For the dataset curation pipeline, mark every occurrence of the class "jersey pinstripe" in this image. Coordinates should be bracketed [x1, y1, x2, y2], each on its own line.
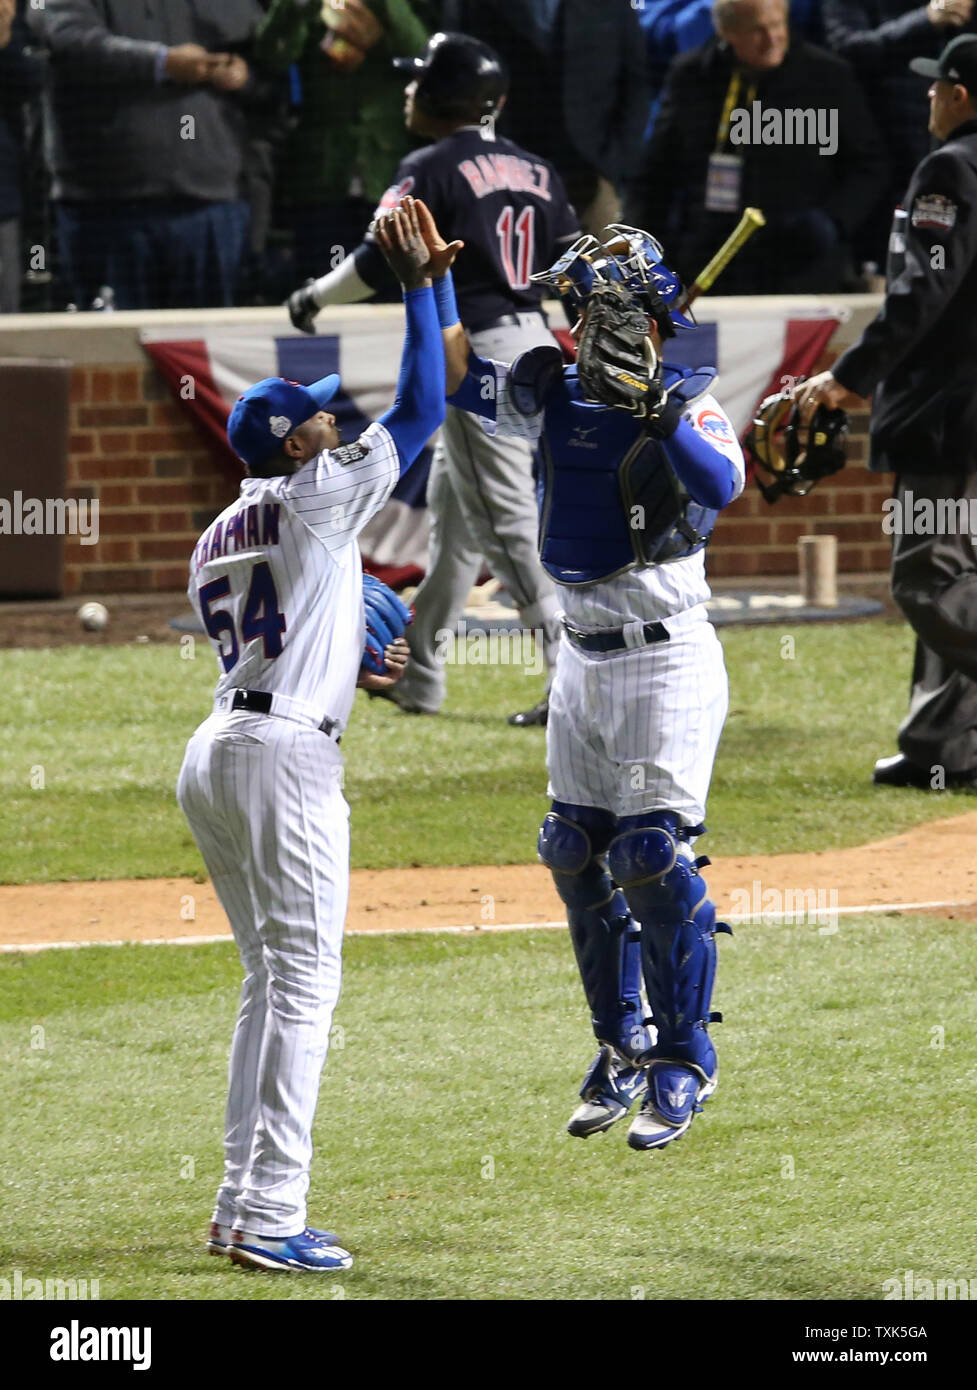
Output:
[187, 420, 399, 729]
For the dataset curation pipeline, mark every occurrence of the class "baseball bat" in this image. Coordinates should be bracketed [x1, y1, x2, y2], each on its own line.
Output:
[677, 207, 766, 312]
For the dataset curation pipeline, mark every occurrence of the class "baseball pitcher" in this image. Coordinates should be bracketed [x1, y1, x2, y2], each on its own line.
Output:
[177, 199, 443, 1271]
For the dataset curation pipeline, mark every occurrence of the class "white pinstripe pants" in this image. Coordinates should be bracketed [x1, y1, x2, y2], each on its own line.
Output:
[177, 711, 348, 1237]
[546, 609, 729, 824]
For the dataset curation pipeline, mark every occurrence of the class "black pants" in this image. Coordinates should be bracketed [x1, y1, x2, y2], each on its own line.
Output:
[890, 471, 977, 772]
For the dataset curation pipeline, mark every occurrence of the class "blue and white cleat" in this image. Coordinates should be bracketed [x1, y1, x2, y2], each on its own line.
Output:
[626, 1059, 718, 1151]
[567, 1044, 648, 1138]
[206, 1220, 340, 1257]
[228, 1227, 353, 1272]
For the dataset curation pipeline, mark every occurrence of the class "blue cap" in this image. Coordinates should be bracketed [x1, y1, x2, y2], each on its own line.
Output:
[227, 374, 341, 472]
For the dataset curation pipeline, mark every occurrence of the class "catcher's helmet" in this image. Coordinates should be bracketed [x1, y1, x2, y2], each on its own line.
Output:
[746, 389, 849, 503]
[393, 32, 507, 122]
[531, 225, 692, 339]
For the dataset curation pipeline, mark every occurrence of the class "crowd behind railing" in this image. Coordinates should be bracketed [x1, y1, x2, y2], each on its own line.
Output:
[0, 0, 969, 315]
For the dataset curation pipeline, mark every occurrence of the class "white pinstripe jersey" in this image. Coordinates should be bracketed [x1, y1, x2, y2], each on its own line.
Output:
[481, 364, 746, 628]
[187, 421, 400, 729]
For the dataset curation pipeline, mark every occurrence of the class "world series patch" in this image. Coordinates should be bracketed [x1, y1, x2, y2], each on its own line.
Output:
[911, 194, 957, 230]
[333, 440, 371, 467]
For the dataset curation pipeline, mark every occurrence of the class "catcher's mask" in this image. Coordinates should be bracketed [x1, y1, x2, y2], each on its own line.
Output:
[746, 389, 849, 503]
[531, 225, 693, 340]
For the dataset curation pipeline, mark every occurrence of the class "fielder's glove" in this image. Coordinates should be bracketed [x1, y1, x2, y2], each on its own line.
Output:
[361, 573, 413, 677]
[576, 282, 682, 438]
[288, 282, 320, 335]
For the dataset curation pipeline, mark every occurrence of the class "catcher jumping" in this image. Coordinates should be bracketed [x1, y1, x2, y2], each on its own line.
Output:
[427, 206, 746, 1150]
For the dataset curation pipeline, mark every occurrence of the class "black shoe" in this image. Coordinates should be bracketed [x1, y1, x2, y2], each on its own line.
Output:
[872, 754, 933, 788]
[872, 753, 977, 790]
[507, 698, 548, 727]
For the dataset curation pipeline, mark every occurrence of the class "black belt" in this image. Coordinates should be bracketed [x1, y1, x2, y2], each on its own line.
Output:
[561, 619, 670, 654]
[467, 310, 545, 334]
[230, 689, 341, 742]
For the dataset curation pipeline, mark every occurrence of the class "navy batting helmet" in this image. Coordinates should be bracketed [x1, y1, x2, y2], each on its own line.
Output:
[393, 32, 508, 122]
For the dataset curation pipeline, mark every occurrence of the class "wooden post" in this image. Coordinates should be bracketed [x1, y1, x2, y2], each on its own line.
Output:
[798, 534, 837, 607]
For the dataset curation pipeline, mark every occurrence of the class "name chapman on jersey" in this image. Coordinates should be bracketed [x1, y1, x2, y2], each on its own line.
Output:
[192, 502, 281, 572]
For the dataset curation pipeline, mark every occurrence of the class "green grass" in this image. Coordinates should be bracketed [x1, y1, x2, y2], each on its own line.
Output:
[0, 621, 968, 884]
[2, 922, 975, 1301]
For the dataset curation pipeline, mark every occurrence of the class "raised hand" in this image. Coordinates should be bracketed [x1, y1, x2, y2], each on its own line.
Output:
[412, 198, 465, 279]
[373, 197, 432, 291]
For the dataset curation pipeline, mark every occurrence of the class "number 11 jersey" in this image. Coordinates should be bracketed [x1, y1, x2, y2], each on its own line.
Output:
[370, 126, 580, 327]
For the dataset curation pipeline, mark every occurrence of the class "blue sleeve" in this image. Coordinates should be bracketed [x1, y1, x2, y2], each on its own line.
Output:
[378, 286, 446, 474]
[662, 418, 737, 509]
[446, 349, 499, 422]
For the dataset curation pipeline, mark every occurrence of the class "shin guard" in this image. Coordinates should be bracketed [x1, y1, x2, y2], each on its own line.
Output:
[608, 813, 730, 1076]
[538, 811, 649, 1060]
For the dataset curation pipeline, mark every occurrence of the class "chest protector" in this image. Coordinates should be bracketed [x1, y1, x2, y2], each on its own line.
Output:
[537, 364, 720, 586]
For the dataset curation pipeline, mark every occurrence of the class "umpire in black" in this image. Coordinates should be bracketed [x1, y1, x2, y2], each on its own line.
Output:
[800, 33, 977, 789]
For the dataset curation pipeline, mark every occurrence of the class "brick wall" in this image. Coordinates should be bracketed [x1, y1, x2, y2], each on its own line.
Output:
[0, 297, 890, 596]
[63, 364, 235, 596]
[710, 406, 892, 579]
[60, 365, 889, 596]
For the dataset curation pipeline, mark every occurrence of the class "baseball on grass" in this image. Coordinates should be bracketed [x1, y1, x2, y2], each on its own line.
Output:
[77, 601, 109, 632]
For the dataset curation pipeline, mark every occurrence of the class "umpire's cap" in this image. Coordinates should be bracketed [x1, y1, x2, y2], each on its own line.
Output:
[910, 34, 977, 94]
[393, 32, 507, 121]
[228, 375, 341, 474]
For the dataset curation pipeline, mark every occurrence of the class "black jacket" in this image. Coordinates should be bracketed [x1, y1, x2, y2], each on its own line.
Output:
[0, 16, 44, 223]
[443, 0, 649, 198]
[625, 36, 889, 293]
[27, 0, 263, 202]
[833, 118, 977, 474]
[822, 1, 976, 199]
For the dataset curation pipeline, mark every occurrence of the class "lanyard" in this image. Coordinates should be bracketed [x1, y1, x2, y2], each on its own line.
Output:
[716, 71, 757, 151]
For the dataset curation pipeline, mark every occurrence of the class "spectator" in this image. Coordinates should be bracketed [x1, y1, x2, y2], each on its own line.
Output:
[441, 0, 649, 232]
[27, 0, 266, 310]
[626, 0, 889, 294]
[822, 0, 977, 264]
[255, 0, 434, 288]
[0, 0, 43, 313]
[633, 0, 824, 139]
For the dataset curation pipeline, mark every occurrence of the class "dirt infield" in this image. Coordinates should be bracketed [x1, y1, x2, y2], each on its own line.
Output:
[3, 810, 976, 949]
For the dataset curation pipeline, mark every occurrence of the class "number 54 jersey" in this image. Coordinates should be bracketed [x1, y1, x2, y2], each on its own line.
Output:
[187, 421, 401, 732]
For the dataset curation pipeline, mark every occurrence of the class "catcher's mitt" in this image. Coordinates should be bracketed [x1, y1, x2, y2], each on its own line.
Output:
[362, 573, 413, 677]
[576, 282, 666, 418]
[746, 390, 848, 503]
